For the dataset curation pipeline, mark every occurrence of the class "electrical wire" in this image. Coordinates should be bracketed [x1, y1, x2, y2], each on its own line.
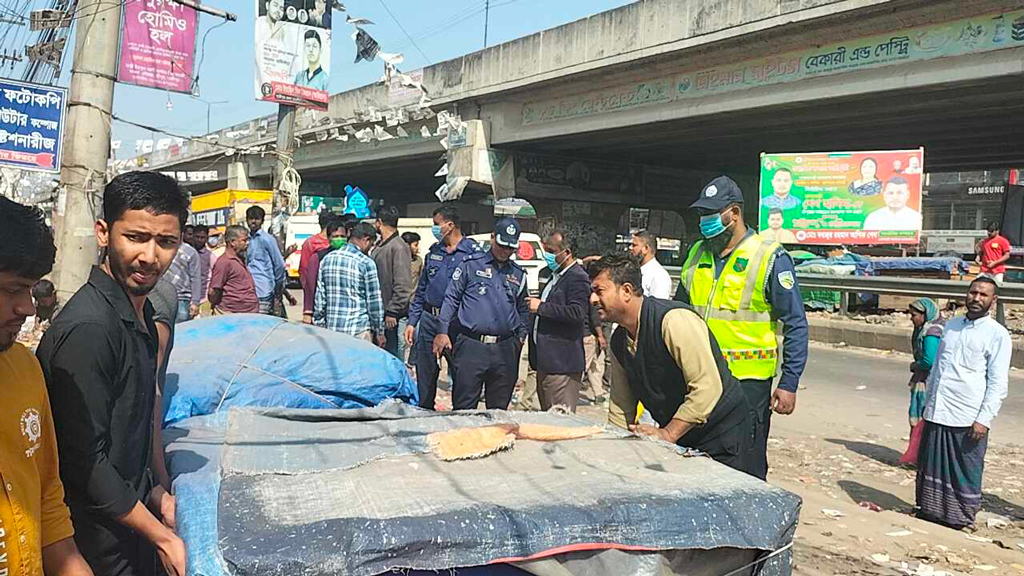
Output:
[375, 0, 431, 64]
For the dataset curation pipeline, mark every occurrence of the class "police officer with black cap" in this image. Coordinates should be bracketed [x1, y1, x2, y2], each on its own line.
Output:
[406, 204, 480, 410]
[675, 175, 809, 480]
[433, 218, 529, 410]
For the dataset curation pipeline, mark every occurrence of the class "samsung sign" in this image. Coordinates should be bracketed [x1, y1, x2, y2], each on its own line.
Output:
[967, 184, 1005, 195]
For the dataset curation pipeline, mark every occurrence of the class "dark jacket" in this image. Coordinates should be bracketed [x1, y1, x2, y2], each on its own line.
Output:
[371, 230, 413, 318]
[610, 297, 749, 449]
[528, 261, 590, 374]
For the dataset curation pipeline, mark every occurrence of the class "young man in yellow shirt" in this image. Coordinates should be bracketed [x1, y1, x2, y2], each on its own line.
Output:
[0, 196, 92, 575]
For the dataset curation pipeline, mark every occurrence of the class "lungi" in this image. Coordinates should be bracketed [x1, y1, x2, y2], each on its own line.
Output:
[916, 421, 987, 528]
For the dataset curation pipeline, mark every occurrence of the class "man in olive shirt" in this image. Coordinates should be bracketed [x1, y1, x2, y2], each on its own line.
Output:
[588, 253, 756, 476]
[37, 171, 188, 576]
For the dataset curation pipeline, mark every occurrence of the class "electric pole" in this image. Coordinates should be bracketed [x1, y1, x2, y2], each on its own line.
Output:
[272, 104, 296, 246]
[483, 0, 490, 48]
[50, 0, 122, 300]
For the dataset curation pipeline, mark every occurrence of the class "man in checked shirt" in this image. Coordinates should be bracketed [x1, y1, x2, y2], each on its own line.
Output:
[314, 222, 386, 346]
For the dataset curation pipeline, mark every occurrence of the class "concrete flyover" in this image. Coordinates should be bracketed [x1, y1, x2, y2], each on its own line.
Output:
[133, 0, 1024, 248]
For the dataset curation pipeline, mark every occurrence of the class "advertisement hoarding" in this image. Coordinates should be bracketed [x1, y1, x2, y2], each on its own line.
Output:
[117, 0, 198, 93]
[758, 149, 924, 245]
[0, 79, 66, 173]
[254, 0, 331, 111]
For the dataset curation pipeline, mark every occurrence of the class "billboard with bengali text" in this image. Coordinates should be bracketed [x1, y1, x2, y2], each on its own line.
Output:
[0, 78, 66, 173]
[254, 0, 331, 110]
[758, 149, 925, 245]
[117, 0, 198, 93]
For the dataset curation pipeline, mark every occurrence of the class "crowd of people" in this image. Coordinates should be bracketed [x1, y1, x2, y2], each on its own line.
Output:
[0, 169, 1013, 575]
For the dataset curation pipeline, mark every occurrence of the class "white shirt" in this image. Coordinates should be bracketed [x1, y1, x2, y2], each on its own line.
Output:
[924, 315, 1010, 428]
[641, 258, 672, 299]
[863, 206, 922, 231]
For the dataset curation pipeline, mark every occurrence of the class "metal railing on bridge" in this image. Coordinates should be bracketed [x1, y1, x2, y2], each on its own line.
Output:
[663, 266, 1024, 305]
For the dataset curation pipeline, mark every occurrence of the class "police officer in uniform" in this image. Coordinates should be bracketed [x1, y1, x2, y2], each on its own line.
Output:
[676, 175, 809, 481]
[433, 218, 529, 410]
[405, 204, 479, 410]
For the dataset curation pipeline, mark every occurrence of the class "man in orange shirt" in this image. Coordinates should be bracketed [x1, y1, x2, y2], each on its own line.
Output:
[0, 196, 93, 575]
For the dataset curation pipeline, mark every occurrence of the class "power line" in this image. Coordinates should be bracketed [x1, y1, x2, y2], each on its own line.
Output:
[375, 0, 431, 64]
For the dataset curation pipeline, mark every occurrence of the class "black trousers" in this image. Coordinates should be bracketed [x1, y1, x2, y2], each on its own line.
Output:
[384, 324, 400, 357]
[413, 312, 456, 410]
[451, 335, 521, 410]
[739, 378, 772, 480]
[72, 508, 156, 576]
[680, 405, 758, 478]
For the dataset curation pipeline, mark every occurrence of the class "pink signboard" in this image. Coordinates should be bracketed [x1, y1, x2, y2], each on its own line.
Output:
[117, 0, 198, 93]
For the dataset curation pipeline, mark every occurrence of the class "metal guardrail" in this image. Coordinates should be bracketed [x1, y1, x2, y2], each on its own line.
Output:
[663, 265, 1024, 304]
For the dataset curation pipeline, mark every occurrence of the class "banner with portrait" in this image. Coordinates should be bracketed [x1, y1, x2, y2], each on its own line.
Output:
[758, 149, 925, 245]
[117, 0, 198, 93]
[254, 0, 331, 110]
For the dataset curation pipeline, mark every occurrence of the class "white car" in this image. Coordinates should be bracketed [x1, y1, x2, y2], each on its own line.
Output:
[470, 232, 546, 296]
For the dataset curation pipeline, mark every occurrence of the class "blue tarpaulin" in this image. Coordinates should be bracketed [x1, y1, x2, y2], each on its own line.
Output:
[163, 314, 417, 426]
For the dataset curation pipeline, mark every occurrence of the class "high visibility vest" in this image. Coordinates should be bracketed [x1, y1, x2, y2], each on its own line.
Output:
[680, 234, 780, 380]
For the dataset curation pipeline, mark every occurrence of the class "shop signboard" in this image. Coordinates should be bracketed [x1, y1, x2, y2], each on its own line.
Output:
[0, 78, 66, 172]
[758, 149, 925, 245]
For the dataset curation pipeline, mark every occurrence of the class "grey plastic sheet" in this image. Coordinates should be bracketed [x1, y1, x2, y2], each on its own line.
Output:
[206, 406, 801, 576]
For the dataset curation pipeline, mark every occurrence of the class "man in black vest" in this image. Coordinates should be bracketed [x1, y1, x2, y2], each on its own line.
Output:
[588, 253, 757, 476]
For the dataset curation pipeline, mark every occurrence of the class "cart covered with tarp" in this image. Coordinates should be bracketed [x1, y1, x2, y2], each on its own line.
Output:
[163, 316, 801, 576]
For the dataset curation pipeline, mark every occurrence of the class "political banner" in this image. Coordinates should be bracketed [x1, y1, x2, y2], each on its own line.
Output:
[758, 149, 924, 245]
[117, 0, 198, 93]
[254, 0, 331, 111]
[0, 79, 66, 173]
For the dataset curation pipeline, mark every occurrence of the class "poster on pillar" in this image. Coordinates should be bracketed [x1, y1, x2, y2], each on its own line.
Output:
[758, 149, 924, 245]
[117, 0, 198, 93]
[253, 0, 331, 111]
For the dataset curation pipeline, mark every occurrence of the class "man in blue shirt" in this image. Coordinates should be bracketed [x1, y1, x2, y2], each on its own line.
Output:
[433, 218, 528, 410]
[294, 29, 329, 92]
[244, 206, 286, 316]
[404, 204, 479, 410]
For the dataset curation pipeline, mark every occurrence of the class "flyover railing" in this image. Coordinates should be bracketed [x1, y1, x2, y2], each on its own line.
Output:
[663, 267, 1024, 304]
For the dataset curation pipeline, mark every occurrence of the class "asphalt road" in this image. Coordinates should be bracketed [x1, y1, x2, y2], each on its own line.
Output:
[794, 343, 1024, 445]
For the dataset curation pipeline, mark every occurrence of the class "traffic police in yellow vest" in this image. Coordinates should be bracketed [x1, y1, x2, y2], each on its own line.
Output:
[676, 176, 809, 480]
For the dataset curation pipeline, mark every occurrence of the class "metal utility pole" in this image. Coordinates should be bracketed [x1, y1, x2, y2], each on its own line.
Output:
[50, 0, 122, 300]
[193, 97, 229, 133]
[483, 0, 490, 48]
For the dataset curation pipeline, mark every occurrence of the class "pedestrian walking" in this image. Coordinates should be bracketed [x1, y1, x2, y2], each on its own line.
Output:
[314, 222, 385, 344]
[405, 205, 479, 410]
[0, 196, 94, 575]
[163, 228, 201, 323]
[590, 253, 757, 476]
[36, 171, 188, 576]
[372, 205, 413, 357]
[301, 216, 345, 324]
[676, 176, 809, 481]
[917, 277, 1009, 530]
[208, 225, 260, 314]
[244, 206, 287, 317]
[432, 218, 528, 410]
[630, 229, 672, 299]
[299, 210, 333, 291]
[908, 298, 944, 431]
[526, 230, 590, 412]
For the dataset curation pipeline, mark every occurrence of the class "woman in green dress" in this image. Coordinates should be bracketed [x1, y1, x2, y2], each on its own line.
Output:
[907, 298, 944, 431]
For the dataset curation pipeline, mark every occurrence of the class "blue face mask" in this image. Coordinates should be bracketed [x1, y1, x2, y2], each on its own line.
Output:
[699, 213, 727, 238]
[431, 224, 444, 241]
[543, 252, 559, 272]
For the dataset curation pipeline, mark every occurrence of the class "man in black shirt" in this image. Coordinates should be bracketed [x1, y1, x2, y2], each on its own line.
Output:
[37, 171, 189, 576]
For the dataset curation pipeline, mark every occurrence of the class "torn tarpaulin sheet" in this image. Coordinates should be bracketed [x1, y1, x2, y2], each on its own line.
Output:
[199, 407, 801, 576]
